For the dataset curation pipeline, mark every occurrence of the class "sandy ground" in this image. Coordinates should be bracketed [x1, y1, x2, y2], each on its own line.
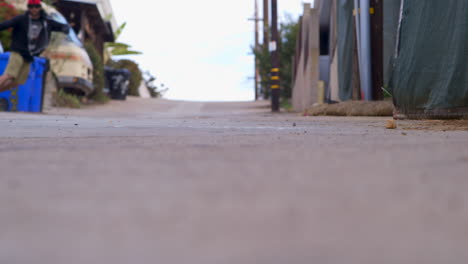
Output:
[0, 97, 467, 264]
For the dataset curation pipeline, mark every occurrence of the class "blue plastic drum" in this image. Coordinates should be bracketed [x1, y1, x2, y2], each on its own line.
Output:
[0, 52, 47, 112]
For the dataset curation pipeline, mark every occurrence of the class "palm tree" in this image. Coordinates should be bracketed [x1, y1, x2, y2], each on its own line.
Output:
[104, 22, 141, 64]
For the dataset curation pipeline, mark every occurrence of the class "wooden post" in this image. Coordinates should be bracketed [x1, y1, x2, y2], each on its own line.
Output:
[270, 0, 280, 112]
[352, 14, 362, 100]
[263, 0, 269, 46]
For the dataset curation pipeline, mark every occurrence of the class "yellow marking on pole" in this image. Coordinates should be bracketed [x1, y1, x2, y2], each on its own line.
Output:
[318, 81, 325, 104]
[271, 76, 280, 80]
[370, 7, 375, 14]
[271, 85, 280, 89]
[271, 68, 279, 72]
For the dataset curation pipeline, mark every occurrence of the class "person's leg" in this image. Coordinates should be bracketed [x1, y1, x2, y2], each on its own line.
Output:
[0, 77, 19, 92]
[0, 52, 28, 92]
[5, 59, 30, 92]
[0, 75, 15, 92]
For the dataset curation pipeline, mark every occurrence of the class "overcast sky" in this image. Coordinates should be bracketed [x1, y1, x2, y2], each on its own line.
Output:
[110, 0, 312, 101]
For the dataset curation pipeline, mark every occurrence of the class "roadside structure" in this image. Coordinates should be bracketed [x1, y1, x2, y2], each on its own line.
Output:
[291, 0, 468, 120]
[52, 0, 116, 57]
[291, 2, 320, 112]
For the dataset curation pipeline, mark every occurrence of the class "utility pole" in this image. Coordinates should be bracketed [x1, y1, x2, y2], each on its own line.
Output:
[370, 0, 383, 100]
[254, 0, 260, 101]
[261, 0, 269, 100]
[270, 0, 280, 112]
[263, 0, 269, 47]
[249, 0, 261, 100]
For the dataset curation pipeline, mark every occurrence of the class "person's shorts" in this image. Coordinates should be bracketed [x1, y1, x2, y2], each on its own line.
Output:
[5, 52, 31, 85]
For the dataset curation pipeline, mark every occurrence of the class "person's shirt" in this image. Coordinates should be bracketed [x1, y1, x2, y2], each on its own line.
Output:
[0, 11, 70, 61]
[28, 18, 44, 55]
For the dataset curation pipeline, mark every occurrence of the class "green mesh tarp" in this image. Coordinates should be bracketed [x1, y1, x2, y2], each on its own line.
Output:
[337, 0, 354, 101]
[389, 0, 468, 117]
[383, 0, 401, 86]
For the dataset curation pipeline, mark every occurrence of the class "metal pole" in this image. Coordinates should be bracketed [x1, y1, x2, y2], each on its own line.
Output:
[359, 0, 373, 101]
[353, 0, 363, 99]
[270, 0, 280, 112]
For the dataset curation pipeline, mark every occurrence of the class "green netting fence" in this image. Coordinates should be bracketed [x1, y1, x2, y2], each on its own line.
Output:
[389, 0, 468, 118]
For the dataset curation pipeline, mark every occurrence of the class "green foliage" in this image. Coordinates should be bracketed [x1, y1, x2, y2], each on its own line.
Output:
[84, 41, 108, 102]
[254, 16, 299, 100]
[280, 98, 293, 112]
[114, 22, 126, 40]
[103, 23, 141, 64]
[0, 1, 18, 51]
[91, 92, 110, 104]
[53, 89, 81, 108]
[102, 22, 142, 96]
[382, 86, 393, 98]
[279, 17, 300, 99]
[109, 59, 143, 96]
[107, 42, 142, 56]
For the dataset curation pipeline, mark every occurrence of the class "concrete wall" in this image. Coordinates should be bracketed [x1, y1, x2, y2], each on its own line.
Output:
[329, 0, 340, 102]
[291, 2, 320, 112]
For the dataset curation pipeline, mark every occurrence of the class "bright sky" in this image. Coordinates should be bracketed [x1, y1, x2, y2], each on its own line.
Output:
[110, 0, 313, 101]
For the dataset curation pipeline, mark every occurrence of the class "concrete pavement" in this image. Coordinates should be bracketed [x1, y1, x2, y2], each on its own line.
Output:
[0, 98, 467, 263]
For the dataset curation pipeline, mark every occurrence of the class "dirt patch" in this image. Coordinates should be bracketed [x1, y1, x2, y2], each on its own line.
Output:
[398, 120, 468, 131]
[306, 101, 394, 117]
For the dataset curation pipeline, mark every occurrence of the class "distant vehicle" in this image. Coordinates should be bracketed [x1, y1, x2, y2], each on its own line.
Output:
[41, 5, 93, 96]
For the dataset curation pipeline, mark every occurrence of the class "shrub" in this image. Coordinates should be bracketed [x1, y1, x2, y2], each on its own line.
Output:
[0, 1, 18, 51]
[84, 41, 108, 103]
[110, 59, 142, 96]
[53, 89, 81, 108]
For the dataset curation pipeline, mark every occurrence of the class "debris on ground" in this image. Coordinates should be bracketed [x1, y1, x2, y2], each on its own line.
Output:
[386, 119, 397, 129]
[398, 120, 468, 131]
[305, 101, 394, 117]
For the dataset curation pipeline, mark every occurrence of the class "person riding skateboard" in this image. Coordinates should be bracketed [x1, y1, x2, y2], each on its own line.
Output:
[0, 0, 69, 92]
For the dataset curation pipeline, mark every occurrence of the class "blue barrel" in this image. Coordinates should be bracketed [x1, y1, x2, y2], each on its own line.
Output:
[0, 52, 48, 112]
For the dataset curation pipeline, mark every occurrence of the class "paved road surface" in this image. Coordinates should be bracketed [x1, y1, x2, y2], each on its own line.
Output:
[1, 98, 467, 264]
